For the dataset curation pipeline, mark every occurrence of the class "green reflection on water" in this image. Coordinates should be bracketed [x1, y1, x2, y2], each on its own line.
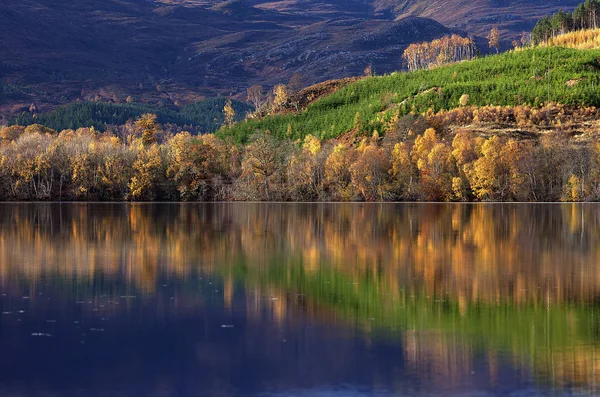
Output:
[1, 203, 600, 393]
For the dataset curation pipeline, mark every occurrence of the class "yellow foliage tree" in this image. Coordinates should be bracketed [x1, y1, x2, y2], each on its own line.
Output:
[273, 84, 288, 108]
[223, 99, 236, 128]
[166, 132, 232, 201]
[136, 113, 159, 146]
[325, 143, 354, 200]
[411, 128, 454, 200]
[390, 142, 414, 198]
[563, 174, 584, 201]
[129, 144, 165, 200]
[303, 134, 321, 156]
[465, 136, 527, 201]
[288, 134, 323, 199]
[489, 27, 501, 53]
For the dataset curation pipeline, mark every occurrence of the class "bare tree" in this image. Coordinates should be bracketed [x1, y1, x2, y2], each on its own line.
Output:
[247, 85, 264, 111]
[287, 73, 304, 95]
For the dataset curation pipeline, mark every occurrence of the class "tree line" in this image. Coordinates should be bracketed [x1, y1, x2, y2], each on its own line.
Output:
[10, 98, 252, 133]
[532, 0, 600, 44]
[0, 110, 599, 202]
[403, 35, 476, 71]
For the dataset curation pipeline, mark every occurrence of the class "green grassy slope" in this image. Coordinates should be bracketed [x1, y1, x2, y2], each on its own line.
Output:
[220, 47, 600, 143]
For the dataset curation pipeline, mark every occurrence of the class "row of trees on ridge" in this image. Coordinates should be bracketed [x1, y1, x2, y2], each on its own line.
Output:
[403, 35, 476, 71]
[532, 0, 600, 43]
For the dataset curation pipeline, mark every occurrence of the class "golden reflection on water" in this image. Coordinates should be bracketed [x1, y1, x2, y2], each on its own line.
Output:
[1, 203, 599, 301]
[0, 203, 600, 393]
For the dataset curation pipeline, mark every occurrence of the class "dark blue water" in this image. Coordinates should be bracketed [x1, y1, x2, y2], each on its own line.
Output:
[0, 203, 597, 396]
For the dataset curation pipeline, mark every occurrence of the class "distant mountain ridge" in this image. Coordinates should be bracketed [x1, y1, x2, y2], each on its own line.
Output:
[241, 0, 583, 34]
[0, 0, 584, 116]
[375, 0, 583, 35]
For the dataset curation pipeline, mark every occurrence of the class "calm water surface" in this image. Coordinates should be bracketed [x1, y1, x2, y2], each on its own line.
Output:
[0, 203, 599, 397]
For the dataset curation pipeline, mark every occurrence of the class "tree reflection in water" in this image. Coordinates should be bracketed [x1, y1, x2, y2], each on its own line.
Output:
[0, 203, 598, 396]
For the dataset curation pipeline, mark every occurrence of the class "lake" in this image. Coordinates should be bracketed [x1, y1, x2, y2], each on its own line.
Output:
[0, 203, 598, 396]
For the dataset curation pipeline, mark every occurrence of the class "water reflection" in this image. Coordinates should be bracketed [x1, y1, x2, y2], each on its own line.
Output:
[0, 203, 598, 396]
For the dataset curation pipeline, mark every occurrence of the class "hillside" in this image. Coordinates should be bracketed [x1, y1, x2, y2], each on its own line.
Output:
[3, 46, 600, 202]
[0, 0, 453, 117]
[0, 0, 585, 118]
[374, 0, 582, 38]
[221, 46, 600, 142]
[246, 0, 582, 39]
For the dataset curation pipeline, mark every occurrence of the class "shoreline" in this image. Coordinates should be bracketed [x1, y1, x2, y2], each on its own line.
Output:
[0, 201, 597, 205]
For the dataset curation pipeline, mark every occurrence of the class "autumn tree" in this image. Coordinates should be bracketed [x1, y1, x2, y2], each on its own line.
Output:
[563, 174, 584, 201]
[403, 35, 475, 71]
[166, 132, 200, 200]
[56, 129, 95, 199]
[0, 126, 25, 144]
[411, 128, 454, 200]
[488, 27, 500, 53]
[350, 137, 390, 201]
[451, 130, 479, 169]
[451, 130, 481, 200]
[465, 136, 527, 201]
[2, 131, 54, 199]
[24, 124, 57, 136]
[324, 143, 354, 201]
[519, 134, 571, 201]
[166, 132, 232, 201]
[287, 73, 305, 111]
[502, 139, 528, 201]
[136, 113, 159, 146]
[223, 99, 236, 128]
[47, 131, 76, 200]
[237, 132, 289, 201]
[466, 136, 504, 200]
[129, 144, 169, 200]
[95, 137, 136, 199]
[273, 84, 288, 108]
[287, 134, 324, 200]
[389, 142, 415, 199]
[70, 151, 101, 199]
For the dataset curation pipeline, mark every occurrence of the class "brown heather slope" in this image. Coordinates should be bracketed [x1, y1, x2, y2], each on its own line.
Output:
[0, 0, 454, 116]
[381, 0, 582, 39]
[247, 0, 583, 40]
[0, 0, 584, 117]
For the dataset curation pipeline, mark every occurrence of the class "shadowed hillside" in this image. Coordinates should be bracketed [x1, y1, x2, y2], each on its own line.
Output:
[0, 0, 583, 117]
[247, 0, 583, 38]
[0, 0, 452, 117]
